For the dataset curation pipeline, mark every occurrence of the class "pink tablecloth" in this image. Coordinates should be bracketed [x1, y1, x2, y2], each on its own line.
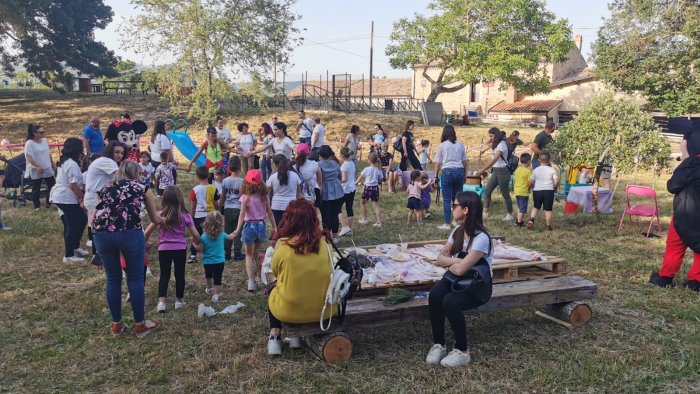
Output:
[566, 186, 613, 214]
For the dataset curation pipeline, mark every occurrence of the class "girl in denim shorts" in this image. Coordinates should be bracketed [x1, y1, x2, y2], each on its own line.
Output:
[232, 169, 276, 291]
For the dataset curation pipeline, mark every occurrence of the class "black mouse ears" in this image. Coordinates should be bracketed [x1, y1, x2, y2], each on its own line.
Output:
[132, 120, 148, 134]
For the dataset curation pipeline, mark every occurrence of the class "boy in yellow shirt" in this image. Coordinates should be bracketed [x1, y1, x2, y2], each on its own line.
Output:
[513, 153, 532, 227]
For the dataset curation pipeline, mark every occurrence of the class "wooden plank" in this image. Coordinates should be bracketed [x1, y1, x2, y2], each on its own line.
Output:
[286, 276, 597, 337]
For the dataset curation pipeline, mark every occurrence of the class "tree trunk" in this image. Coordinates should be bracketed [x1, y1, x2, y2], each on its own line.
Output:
[540, 301, 592, 327]
[426, 89, 440, 102]
[303, 332, 353, 363]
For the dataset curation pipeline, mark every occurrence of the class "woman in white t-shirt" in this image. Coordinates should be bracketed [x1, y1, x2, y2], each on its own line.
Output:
[24, 124, 56, 209]
[249, 122, 295, 160]
[233, 122, 257, 175]
[338, 147, 357, 236]
[293, 144, 322, 205]
[433, 125, 468, 230]
[149, 120, 174, 167]
[266, 154, 301, 226]
[343, 125, 361, 172]
[258, 123, 274, 181]
[475, 128, 513, 221]
[49, 138, 88, 263]
[426, 191, 493, 368]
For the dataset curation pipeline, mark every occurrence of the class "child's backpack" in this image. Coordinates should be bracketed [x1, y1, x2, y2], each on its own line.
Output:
[392, 137, 403, 153]
[299, 174, 317, 202]
[320, 241, 363, 331]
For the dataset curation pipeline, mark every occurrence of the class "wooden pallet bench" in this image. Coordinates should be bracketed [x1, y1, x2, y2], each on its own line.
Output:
[286, 275, 597, 363]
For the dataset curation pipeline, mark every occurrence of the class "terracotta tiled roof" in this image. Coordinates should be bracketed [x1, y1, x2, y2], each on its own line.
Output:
[287, 78, 412, 98]
[489, 100, 563, 113]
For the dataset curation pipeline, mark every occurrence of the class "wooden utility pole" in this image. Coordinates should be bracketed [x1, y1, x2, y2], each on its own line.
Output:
[369, 20, 374, 110]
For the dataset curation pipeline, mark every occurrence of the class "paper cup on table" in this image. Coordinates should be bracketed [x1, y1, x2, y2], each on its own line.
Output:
[400, 243, 408, 251]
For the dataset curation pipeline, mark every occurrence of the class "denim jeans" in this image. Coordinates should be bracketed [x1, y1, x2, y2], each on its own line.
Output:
[440, 167, 465, 224]
[56, 203, 87, 257]
[261, 156, 273, 181]
[94, 229, 146, 323]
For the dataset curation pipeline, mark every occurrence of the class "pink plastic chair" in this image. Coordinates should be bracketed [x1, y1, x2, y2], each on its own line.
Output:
[617, 185, 661, 237]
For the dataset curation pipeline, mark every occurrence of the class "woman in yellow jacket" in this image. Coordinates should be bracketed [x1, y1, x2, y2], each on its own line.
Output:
[267, 199, 336, 356]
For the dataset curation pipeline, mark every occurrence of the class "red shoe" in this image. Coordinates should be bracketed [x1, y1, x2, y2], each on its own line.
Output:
[111, 322, 126, 336]
[133, 320, 161, 337]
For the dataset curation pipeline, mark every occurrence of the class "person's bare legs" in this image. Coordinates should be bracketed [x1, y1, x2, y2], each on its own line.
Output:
[544, 210, 553, 228]
[360, 199, 368, 222]
[253, 241, 262, 281]
[373, 201, 382, 225]
[407, 209, 413, 224]
[516, 211, 524, 224]
[244, 243, 256, 280]
[339, 211, 348, 228]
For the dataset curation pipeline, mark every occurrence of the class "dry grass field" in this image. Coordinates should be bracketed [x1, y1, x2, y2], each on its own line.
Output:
[1, 91, 698, 392]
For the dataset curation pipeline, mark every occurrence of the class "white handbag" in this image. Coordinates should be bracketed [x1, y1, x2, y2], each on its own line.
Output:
[320, 242, 350, 331]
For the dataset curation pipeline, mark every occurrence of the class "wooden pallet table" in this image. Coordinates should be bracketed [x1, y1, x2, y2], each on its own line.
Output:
[286, 275, 597, 364]
[353, 239, 567, 296]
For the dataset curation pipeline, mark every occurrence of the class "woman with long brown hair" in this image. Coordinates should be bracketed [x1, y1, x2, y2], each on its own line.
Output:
[266, 199, 335, 356]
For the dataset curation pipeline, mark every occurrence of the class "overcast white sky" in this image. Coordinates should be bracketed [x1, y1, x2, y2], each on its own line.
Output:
[96, 0, 611, 82]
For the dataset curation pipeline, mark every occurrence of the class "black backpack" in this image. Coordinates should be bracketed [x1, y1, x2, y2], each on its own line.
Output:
[392, 137, 403, 153]
[505, 146, 519, 173]
[331, 242, 363, 324]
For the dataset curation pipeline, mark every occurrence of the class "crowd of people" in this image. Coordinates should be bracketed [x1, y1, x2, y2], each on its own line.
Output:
[9, 111, 695, 368]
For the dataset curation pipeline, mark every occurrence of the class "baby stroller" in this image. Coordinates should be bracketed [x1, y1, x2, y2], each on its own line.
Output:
[1, 153, 48, 207]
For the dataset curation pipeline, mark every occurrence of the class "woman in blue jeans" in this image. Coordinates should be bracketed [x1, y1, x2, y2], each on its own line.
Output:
[93, 160, 163, 337]
[50, 138, 89, 263]
[433, 125, 468, 230]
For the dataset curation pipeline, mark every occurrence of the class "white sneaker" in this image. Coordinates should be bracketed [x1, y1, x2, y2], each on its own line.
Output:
[73, 248, 90, 257]
[62, 256, 85, 263]
[174, 300, 186, 309]
[85, 240, 92, 248]
[247, 280, 257, 292]
[358, 219, 369, 225]
[287, 337, 302, 349]
[157, 302, 166, 313]
[372, 222, 382, 228]
[205, 287, 213, 295]
[188, 254, 196, 263]
[146, 266, 154, 277]
[502, 214, 514, 221]
[211, 294, 220, 302]
[440, 349, 471, 367]
[0, 227, 11, 231]
[267, 337, 283, 356]
[425, 344, 447, 364]
[338, 227, 352, 237]
[197, 303, 216, 318]
[437, 223, 452, 230]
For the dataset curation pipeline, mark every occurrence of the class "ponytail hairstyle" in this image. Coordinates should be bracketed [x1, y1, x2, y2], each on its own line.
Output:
[272, 154, 290, 186]
[57, 137, 83, 167]
[410, 170, 421, 183]
[273, 121, 288, 137]
[340, 147, 353, 159]
[449, 191, 491, 257]
[294, 150, 308, 172]
[26, 124, 42, 141]
[318, 145, 339, 164]
[489, 127, 505, 150]
[151, 120, 166, 143]
[160, 185, 186, 230]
